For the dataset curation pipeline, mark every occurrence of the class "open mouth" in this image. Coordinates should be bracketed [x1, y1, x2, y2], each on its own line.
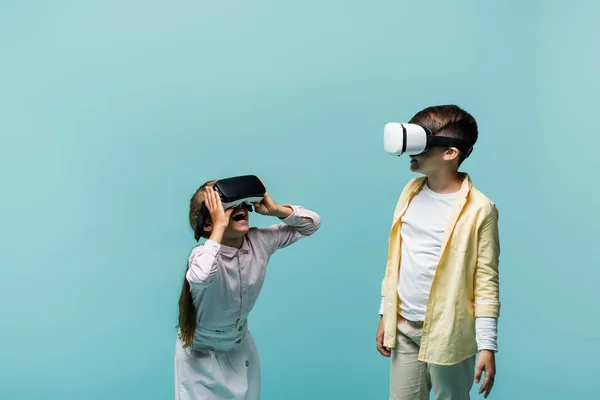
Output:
[232, 210, 247, 222]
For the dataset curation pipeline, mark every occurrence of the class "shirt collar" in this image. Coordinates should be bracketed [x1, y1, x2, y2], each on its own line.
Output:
[218, 236, 249, 258]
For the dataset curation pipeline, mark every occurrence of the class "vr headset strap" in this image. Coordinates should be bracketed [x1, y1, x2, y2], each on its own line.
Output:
[427, 135, 474, 157]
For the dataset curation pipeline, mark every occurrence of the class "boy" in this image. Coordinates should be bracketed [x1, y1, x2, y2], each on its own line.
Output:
[376, 105, 500, 400]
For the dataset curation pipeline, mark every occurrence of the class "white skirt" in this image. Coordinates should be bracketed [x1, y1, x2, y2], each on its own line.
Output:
[174, 331, 261, 400]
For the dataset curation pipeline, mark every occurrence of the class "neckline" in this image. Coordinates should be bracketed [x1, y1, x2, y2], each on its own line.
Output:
[422, 183, 460, 199]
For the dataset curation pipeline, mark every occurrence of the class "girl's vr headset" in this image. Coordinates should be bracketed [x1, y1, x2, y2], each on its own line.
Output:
[197, 175, 266, 238]
[384, 123, 473, 157]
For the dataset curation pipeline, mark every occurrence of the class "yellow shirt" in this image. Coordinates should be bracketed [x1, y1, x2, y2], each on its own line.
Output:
[381, 173, 500, 365]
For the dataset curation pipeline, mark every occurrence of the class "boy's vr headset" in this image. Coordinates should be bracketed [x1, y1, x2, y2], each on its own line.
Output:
[384, 123, 473, 158]
[196, 175, 266, 239]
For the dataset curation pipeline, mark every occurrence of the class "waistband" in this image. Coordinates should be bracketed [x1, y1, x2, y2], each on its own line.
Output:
[398, 313, 424, 328]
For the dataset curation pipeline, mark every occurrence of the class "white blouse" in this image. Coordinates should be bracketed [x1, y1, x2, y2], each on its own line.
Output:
[186, 205, 321, 351]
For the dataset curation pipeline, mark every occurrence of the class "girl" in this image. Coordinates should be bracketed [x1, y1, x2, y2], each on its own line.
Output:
[175, 180, 321, 400]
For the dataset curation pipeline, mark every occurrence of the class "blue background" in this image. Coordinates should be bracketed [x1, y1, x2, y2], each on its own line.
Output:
[1, 1, 598, 399]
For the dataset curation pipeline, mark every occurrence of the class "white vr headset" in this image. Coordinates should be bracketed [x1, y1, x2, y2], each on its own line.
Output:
[384, 123, 473, 157]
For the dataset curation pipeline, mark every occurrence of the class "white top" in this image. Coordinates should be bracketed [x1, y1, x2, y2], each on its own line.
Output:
[186, 205, 321, 352]
[398, 184, 458, 321]
[379, 184, 498, 351]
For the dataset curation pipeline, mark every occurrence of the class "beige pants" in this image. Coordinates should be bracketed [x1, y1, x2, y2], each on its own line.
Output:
[390, 318, 475, 400]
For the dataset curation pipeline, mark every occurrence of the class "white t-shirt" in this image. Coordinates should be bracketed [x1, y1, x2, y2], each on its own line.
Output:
[398, 183, 458, 321]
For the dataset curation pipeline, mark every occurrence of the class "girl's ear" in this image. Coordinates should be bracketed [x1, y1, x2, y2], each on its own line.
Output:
[203, 218, 213, 234]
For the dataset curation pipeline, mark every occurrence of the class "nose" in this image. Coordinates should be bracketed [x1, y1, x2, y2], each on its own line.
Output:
[233, 203, 251, 213]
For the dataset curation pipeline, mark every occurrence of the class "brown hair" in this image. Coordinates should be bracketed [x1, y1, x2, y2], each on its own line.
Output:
[177, 180, 216, 347]
[409, 105, 478, 164]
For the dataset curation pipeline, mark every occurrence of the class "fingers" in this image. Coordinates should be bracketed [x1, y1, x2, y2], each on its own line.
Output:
[212, 188, 223, 210]
[485, 379, 494, 398]
[376, 333, 391, 357]
[213, 190, 223, 210]
[253, 201, 267, 215]
[478, 376, 487, 394]
[478, 369, 495, 398]
[380, 346, 391, 357]
[479, 377, 494, 398]
[205, 187, 214, 211]
[474, 364, 483, 384]
[205, 187, 223, 213]
[376, 342, 390, 357]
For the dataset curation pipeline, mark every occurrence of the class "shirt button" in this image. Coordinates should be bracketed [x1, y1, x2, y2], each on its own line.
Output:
[245, 360, 250, 367]
[236, 339, 242, 344]
[238, 326, 243, 332]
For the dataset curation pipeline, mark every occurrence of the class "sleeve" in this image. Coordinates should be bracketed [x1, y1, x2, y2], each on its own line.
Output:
[476, 317, 498, 352]
[378, 278, 386, 314]
[474, 204, 501, 318]
[185, 240, 221, 285]
[259, 205, 321, 253]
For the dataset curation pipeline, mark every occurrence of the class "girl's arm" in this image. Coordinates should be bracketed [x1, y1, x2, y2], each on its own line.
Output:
[253, 192, 321, 252]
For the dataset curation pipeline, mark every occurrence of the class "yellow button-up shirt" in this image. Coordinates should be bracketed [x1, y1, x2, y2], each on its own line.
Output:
[382, 173, 500, 365]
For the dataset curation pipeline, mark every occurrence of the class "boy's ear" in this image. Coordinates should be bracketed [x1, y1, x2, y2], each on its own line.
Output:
[443, 147, 460, 162]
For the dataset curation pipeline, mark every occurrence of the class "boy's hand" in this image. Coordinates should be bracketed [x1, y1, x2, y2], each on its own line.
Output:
[475, 350, 496, 398]
[376, 317, 391, 357]
[254, 192, 292, 219]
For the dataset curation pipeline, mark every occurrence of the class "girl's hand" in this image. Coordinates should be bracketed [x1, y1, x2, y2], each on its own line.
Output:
[205, 186, 233, 229]
[254, 192, 292, 218]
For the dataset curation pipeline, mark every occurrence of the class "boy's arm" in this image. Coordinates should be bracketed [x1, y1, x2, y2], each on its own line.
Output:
[474, 205, 501, 318]
[476, 317, 498, 351]
[379, 276, 387, 314]
[378, 185, 410, 317]
[474, 205, 500, 396]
